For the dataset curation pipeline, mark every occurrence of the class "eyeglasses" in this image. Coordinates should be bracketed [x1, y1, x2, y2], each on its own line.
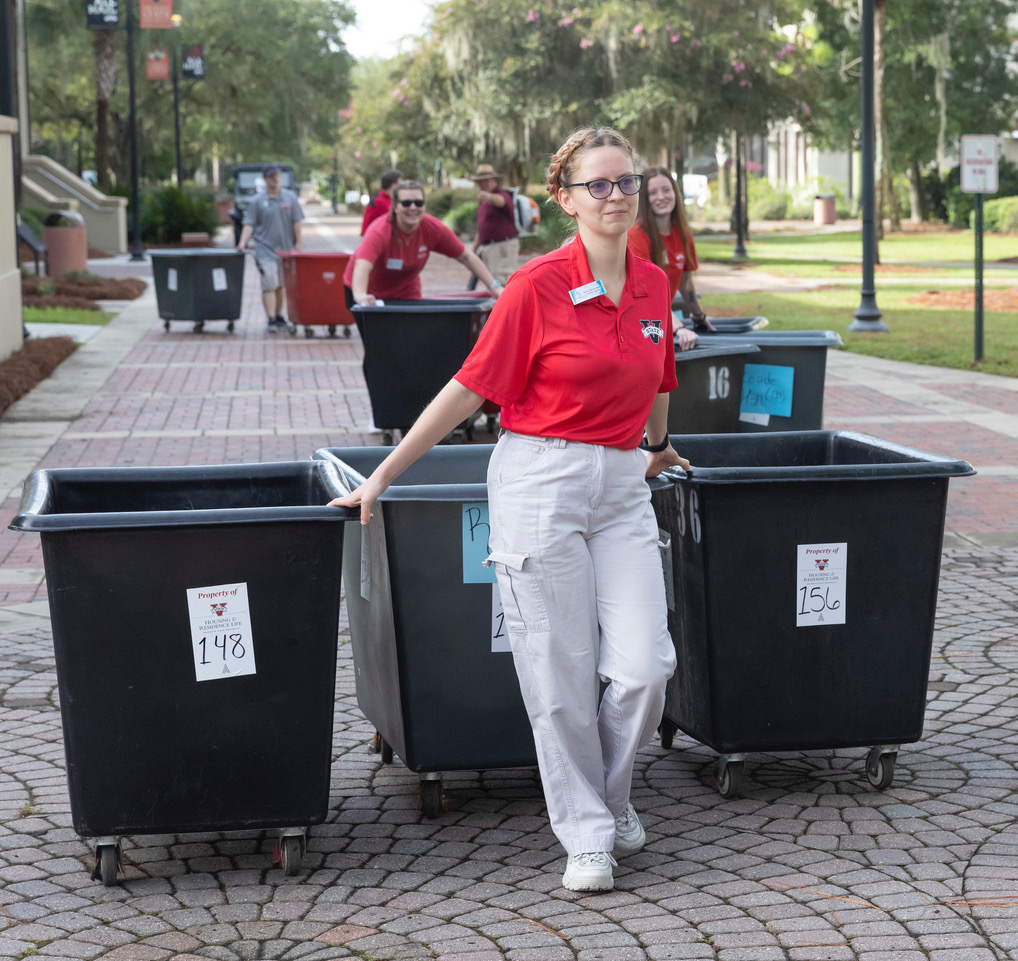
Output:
[398, 199, 426, 208]
[562, 174, 643, 200]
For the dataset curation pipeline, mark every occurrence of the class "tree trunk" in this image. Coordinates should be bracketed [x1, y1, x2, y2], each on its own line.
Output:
[873, 0, 886, 241]
[908, 160, 925, 223]
[94, 29, 117, 192]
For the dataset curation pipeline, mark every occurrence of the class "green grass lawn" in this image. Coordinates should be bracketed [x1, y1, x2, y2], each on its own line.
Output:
[23, 307, 112, 325]
[696, 256, 997, 281]
[704, 285, 1018, 377]
[697, 229, 1018, 264]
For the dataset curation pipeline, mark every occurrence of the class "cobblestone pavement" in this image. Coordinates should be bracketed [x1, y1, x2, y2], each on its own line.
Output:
[0, 206, 1017, 960]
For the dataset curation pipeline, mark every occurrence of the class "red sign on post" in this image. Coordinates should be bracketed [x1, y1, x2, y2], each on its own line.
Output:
[146, 48, 169, 81]
[139, 0, 173, 29]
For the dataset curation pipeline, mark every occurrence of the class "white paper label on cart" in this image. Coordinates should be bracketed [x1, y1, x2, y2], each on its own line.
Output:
[186, 581, 257, 681]
[796, 543, 847, 627]
[739, 411, 769, 426]
[491, 584, 510, 652]
[167, 267, 178, 292]
[211, 267, 228, 291]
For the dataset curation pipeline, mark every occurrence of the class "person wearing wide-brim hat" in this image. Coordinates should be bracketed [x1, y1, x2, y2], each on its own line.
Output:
[471, 163, 518, 287]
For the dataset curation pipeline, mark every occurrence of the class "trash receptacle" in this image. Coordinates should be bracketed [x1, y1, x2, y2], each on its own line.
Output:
[314, 444, 537, 816]
[669, 341, 760, 434]
[42, 210, 87, 277]
[9, 461, 357, 884]
[279, 250, 355, 339]
[352, 298, 494, 444]
[814, 194, 837, 226]
[150, 249, 246, 333]
[651, 430, 974, 798]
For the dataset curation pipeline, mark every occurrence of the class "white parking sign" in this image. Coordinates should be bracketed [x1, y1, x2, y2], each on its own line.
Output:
[960, 135, 998, 194]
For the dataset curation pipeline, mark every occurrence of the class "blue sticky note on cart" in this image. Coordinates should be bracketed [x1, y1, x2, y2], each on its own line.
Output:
[741, 364, 794, 418]
[462, 502, 496, 583]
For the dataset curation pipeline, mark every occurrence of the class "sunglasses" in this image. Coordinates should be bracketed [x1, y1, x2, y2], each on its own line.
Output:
[398, 199, 426, 208]
[562, 174, 643, 200]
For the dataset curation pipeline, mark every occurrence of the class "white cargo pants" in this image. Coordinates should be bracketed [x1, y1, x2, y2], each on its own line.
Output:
[485, 431, 677, 855]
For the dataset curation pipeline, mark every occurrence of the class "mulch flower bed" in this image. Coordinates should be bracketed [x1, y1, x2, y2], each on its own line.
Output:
[0, 337, 78, 418]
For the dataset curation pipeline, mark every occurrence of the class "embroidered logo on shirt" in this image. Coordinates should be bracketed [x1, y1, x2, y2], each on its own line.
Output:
[640, 320, 665, 345]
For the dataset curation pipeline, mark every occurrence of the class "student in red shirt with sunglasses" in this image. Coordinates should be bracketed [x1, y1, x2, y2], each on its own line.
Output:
[332, 128, 685, 895]
[343, 179, 502, 306]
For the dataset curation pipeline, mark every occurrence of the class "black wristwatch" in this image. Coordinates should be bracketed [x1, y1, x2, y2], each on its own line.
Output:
[640, 435, 669, 453]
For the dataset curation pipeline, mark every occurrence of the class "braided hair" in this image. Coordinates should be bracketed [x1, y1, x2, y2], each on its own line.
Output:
[635, 165, 694, 272]
[546, 127, 635, 205]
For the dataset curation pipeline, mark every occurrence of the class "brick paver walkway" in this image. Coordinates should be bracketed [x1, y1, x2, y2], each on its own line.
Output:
[0, 204, 1017, 959]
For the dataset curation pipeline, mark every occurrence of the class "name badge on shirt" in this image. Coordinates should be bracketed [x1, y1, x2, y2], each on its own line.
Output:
[568, 279, 606, 305]
[386, 258, 403, 270]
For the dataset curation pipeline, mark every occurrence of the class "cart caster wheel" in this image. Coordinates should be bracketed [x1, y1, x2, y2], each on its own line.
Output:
[485, 414, 497, 434]
[380, 737, 393, 765]
[866, 747, 896, 790]
[420, 778, 443, 818]
[382, 430, 394, 445]
[716, 760, 744, 798]
[163, 320, 170, 331]
[194, 321, 205, 334]
[343, 326, 352, 339]
[280, 835, 302, 876]
[96, 843, 120, 886]
[304, 326, 314, 339]
[659, 718, 677, 750]
[227, 320, 235, 333]
[328, 325, 337, 338]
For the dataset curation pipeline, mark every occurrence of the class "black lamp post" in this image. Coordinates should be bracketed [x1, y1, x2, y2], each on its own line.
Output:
[171, 13, 182, 187]
[125, 0, 144, 261]
[850, 0, 886, 330]
[733, 131, 747, 259]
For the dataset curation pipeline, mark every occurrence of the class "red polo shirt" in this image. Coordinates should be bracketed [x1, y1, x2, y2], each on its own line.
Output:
[627, 224, 698, 301]
[343, 214, 465, 300]
[456, 235, 676, 449]
[360, 191, 391, 235]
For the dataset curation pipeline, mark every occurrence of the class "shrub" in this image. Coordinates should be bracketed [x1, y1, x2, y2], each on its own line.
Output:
[979, 196, 1018, 234]
[946, 156, 1018, 228]
[426, 187, 476, 221]
[443, 200, 479, 237]
[747, 177, 789, 221]
[139, 185, 219, 243]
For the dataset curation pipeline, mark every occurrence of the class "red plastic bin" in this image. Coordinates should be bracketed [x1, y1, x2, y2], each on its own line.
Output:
[279, 250, 355, 338]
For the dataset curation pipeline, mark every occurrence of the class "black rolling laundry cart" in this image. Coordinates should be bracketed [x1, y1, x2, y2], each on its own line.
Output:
[150, 249, 245, 333]
[9, 462, 357, 884]
[650, 430, 974, 797]
[352, 298, 493, 444]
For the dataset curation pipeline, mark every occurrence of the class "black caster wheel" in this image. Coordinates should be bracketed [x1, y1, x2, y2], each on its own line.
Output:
[193, 321, 205, 334]
[716, 760, 744, 798]
[304, 326, 314, 339]
[343, 326, 352, 338]
[382, 430, 394, 445]
[280, 835, 302, 876]
[227, 320, 236, 333]
[485, 414, 497, 434]
[380, 736, 393, 764]
[163, 320, 170, 331]
[866, 747, 896, 790]
[328, 325, 337, 338]
[420, 779, 443, 818]
[95, 842, 120, 886]
[659, 718, 677, 750]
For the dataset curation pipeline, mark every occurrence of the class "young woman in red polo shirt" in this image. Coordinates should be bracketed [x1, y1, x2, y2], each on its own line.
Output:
[627, 165, 714, 335]
[330, 128, 686, 894]
[342, 179, 502, 305]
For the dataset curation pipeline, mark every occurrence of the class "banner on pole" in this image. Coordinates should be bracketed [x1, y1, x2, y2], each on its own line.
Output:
[181, 45, 205, 79]
[146, 48, 169, 81]
[139, 0, 173, 29]
[85, 0, 120, 28]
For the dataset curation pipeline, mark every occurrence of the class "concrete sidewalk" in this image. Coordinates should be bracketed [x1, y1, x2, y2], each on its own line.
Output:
[0, 205, 1017, 960]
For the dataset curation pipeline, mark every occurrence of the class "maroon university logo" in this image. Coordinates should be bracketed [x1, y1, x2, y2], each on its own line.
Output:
[814, 558, 829, 571]
[210, 603, 227, 616]
[640, 320, 664, 344]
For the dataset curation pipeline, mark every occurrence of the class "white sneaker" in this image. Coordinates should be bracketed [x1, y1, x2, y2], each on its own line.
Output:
[562, 851, 616, 892]
[613, 802, 646, 857]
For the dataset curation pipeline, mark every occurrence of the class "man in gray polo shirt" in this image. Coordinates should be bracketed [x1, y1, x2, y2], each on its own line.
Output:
[236, 165, 304, 333]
